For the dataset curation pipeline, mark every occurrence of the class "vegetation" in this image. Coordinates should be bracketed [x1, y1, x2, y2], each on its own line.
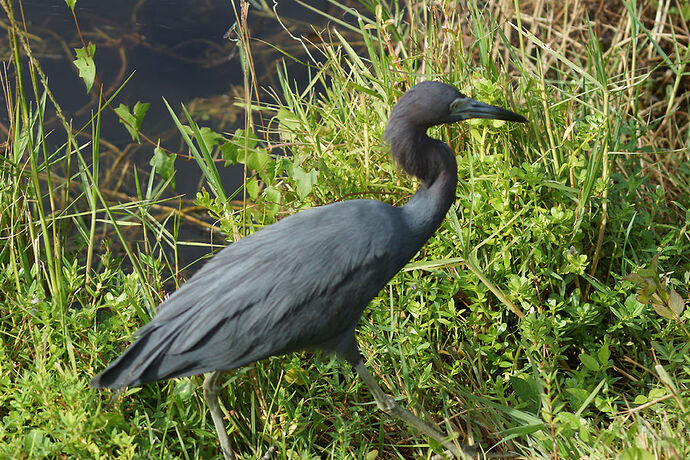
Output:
[1, 0, 689, 458]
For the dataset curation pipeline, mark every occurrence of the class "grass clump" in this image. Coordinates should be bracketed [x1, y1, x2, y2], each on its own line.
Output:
[2, 0, 690, 459]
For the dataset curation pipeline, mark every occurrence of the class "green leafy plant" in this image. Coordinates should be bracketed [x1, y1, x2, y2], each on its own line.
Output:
[2, 0, 689, 458]
[625, 254, 687, 323]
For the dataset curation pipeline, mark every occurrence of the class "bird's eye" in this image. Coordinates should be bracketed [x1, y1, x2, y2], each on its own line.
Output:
[449, 98, 466, 112]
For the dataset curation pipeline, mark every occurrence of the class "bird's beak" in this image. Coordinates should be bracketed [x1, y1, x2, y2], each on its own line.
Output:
[450, 96, 528, 123]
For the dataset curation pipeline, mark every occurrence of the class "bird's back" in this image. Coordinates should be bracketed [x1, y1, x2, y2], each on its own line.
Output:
[91, 199, 418, 388]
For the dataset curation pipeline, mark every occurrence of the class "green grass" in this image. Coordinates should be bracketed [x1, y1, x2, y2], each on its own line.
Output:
[2, 0, 690, 458]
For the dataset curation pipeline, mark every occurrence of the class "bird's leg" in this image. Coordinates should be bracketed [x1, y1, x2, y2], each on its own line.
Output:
[203, 371, 237, 460]
[354, 360, 476, 459]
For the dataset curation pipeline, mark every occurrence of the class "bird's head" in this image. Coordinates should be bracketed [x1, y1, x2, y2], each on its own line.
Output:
[383, 81, 527, 183]
[385, 80, 527, 137]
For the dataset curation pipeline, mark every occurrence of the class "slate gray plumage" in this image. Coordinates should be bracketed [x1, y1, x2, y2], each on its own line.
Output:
[91, 81, 527, 459]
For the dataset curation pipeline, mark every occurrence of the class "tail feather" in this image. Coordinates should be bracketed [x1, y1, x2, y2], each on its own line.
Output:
[90, 322, 230, 388]
[91, 327, 174, 388]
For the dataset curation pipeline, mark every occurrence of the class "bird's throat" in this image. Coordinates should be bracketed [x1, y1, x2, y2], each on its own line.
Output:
[399, 139, 458, 247]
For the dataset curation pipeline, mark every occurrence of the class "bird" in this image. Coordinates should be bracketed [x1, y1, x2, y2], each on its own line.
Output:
[91, 80, 527, 459]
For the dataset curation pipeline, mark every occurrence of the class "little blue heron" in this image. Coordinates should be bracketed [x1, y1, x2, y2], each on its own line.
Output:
[91, 81, 527, 459]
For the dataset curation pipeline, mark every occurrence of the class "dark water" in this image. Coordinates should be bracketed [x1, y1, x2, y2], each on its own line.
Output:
[15, 0, 343, 185]
[7, 0, 361, 266]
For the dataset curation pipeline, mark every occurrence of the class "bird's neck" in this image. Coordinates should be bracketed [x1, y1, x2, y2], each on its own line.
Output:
[392, 131, 458, 245]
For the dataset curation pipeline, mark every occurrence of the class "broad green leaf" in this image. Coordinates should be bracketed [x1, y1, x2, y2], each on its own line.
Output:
[277, 108, 302, 142]
[292, 166, 318, 200]
[633, 394, 647, 404]
[597, 343, 610, 366]
[262, 185, 281, 220]
[149, 146, 176, 190]
[557, 411, 582, 430]
[221, 142, 239, 164]
[651, 293, 675, 320]
[73, 43, 96, 92]
[364, 450, 378, 460]
[619, 447, 655, 460]
[246, 177, 260, 200]
[24, 429, 52, 457]
[115, 102, 150, 142]
[566, 387, 590, 407]
[199, 127, 224, 150]
[579, 352, 600, 372]
[655, 364, 680, 394]
[648, 387, 667, 399]
[574, 379, 606, 417]
[284, 367, 306, 386]
[172, 379, 194, 400]
[623, 273, 646, 286]
[246, 150, 273, 173]
[510, 375, 540, 410]
[178, 124, 194, 137]
[65, 0, 76, 10]
[133, 101, 149, 123]
[232, 128, 258, 150]
[221, 129, 261, 167]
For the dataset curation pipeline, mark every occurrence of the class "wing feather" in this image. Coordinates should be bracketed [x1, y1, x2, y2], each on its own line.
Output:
[91, 200, 409, 388]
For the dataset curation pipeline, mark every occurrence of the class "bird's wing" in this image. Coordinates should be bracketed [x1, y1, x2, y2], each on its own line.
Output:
[92, 200, 408, 387]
